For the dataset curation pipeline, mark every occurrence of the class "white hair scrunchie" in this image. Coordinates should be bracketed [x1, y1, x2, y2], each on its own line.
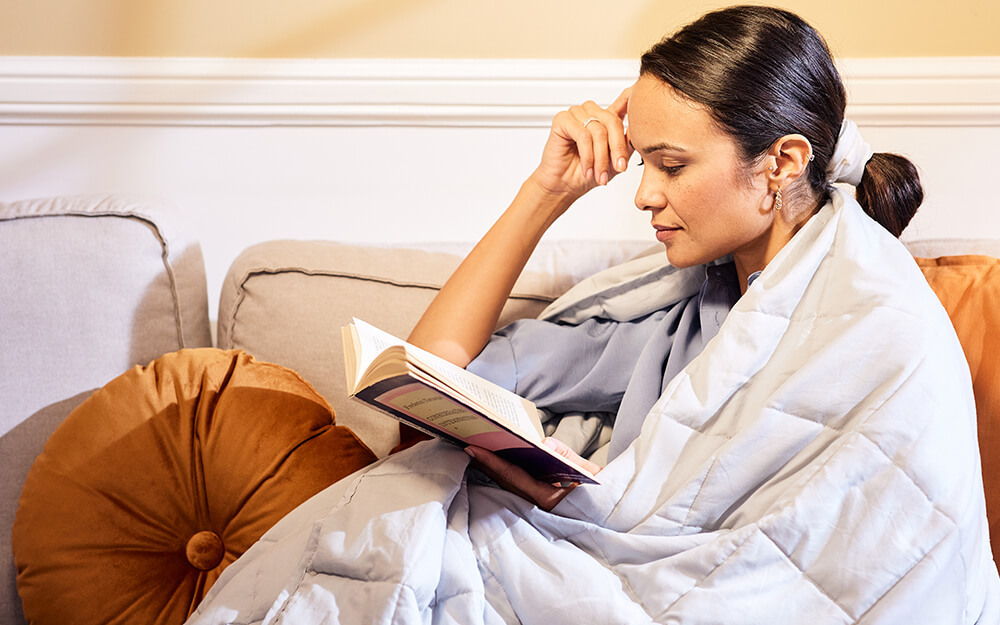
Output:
[826, 119, 874, 186]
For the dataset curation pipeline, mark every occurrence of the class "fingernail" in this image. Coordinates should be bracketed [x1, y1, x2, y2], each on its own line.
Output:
[585, 168, 594, 181]
[617, 157, 627, 172]
[599, 172, 609, 186]
[464, 446, 478, 459]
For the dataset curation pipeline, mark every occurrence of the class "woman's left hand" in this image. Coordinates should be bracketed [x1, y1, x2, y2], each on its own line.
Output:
[464, 438, 603, 511]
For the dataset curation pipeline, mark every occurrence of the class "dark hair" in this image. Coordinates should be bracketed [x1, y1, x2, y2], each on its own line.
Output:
[639, 5, 922, 237]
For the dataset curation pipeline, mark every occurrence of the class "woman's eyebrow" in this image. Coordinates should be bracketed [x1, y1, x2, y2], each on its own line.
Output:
[647, 142, 687, 153]
[632, 141, 687, 154]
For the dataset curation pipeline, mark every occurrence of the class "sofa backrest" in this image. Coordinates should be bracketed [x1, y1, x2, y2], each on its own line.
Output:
[216, 239, 654, 458]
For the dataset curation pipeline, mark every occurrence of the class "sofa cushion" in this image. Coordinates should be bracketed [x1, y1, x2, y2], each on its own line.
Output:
[216, 240, 652, 457]
[0, 194, 213, 625]
[12, 348, 376, 625]
[915, 254, 1000, 564]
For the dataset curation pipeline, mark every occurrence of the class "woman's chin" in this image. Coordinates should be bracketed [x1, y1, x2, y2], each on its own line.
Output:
[664, 247, 699, 269]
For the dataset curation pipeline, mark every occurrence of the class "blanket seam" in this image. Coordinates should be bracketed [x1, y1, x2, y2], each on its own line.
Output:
[753, 526, 857, 622]
[476, 556, 520, 622]
[759, 519, 957, 624]
[664, 385, 958, 623]
[578, 526, 649, 615]
[784, 341, 962, 532]
[431, 587, 480, 604]
[387, 585, 407, 625]
[477, 522, 655, 622]
[749, 411, 959, 621]
[632, 356, 958, 540]
[656, 528, 760, 616]
[851, 348, 960, 528]
[735, 347, 958, 530]
[858, 427, 957, 527]
[751, 398, 959, 622]
[271, 532, 322, 625]
[851, 529, 954, 622]
[680, 457, 719, 532]
[658, 524, 855, 622]
[269, 469, 374, 624]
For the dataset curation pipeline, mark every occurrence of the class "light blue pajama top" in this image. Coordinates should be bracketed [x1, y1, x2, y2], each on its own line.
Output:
[467, 261, 749, 461]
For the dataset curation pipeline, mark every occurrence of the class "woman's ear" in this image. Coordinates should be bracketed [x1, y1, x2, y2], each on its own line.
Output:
[767, 134, 814, 190]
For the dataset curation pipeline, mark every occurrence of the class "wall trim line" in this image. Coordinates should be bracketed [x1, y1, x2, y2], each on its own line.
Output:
[1, 56, 998, 127]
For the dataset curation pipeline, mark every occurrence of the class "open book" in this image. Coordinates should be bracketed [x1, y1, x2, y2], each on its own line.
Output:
[342, 318, 600, 485]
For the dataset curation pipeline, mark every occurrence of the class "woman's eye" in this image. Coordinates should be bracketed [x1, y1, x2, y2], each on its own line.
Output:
[634, 157, 682, 176]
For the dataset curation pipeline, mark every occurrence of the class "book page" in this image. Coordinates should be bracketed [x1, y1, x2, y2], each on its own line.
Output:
[375, 382, 532, 446]
[440, 374, 542, 439]
[352, 318, 544, 439]
[352, 320, 404, 369]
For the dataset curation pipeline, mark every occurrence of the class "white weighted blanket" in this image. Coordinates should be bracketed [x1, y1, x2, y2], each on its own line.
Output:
[188, 190, 1000, 624]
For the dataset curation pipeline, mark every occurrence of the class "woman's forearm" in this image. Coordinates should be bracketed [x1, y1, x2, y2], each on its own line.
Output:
[408, 87, 633, 367]
[407, 175, 576, 367]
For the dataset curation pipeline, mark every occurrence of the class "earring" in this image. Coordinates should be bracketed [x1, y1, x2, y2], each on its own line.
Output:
[774, 188, 783, 211]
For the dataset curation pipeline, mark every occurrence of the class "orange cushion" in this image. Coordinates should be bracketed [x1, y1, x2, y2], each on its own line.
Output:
[916, 255, 1000, 563]
[12, 348, 376, 625]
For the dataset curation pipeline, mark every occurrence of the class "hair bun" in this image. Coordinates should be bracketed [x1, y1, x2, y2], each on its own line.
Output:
[855, 153, 923, 237]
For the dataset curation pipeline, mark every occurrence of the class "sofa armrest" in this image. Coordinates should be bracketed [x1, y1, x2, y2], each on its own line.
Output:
[0, 193, 212, 625]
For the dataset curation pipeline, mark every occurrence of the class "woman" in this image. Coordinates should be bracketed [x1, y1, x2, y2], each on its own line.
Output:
[191, 7, 998, 623]
[408, 5, 923, 509]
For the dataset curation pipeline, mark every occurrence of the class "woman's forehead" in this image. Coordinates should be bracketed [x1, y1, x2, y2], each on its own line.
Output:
[627, 76, 720, 152]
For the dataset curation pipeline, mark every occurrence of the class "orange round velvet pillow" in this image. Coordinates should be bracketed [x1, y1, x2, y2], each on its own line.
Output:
[12, 348, 377, 625]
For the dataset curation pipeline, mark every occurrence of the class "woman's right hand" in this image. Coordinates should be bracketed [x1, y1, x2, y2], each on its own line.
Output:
[529, 86, 634, 202]
[465, 437, 603, 511]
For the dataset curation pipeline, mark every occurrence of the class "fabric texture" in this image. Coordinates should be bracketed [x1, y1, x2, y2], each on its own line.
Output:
[13, 348, 377, 625]
[0, 194, 212, 430]
[187, 189, 999, 624]
[0, 193, 213, 625]
[916, 255, 1000, 565]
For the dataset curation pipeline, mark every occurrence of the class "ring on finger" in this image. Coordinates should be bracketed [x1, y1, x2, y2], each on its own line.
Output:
[583, 117, 600, 128]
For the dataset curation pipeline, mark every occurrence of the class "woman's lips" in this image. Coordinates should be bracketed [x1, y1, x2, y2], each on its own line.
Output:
[654, 225, 682, 242]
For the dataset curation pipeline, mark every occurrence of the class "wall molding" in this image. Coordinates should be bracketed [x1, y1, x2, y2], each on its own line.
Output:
[1, 56, 998, 128]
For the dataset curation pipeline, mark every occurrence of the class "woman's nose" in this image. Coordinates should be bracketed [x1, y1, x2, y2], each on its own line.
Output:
[634, 172, 666, 212]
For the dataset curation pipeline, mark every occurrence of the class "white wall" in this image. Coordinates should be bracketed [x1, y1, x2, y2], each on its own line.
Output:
[1, 57, 999, 320]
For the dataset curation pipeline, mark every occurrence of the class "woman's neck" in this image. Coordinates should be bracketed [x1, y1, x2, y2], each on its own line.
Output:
[733, 197, 824, 294]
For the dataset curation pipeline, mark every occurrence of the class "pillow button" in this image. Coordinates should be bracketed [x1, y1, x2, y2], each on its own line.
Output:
[185, 530, 225, 571]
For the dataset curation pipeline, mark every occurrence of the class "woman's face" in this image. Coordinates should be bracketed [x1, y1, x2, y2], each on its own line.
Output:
[627, 75, 774, 275]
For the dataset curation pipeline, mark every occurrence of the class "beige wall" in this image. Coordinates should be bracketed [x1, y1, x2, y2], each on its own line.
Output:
[2, 0, 998, 59]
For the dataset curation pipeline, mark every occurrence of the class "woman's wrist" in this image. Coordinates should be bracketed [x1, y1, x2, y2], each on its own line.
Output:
[520, 173, 582, 225]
